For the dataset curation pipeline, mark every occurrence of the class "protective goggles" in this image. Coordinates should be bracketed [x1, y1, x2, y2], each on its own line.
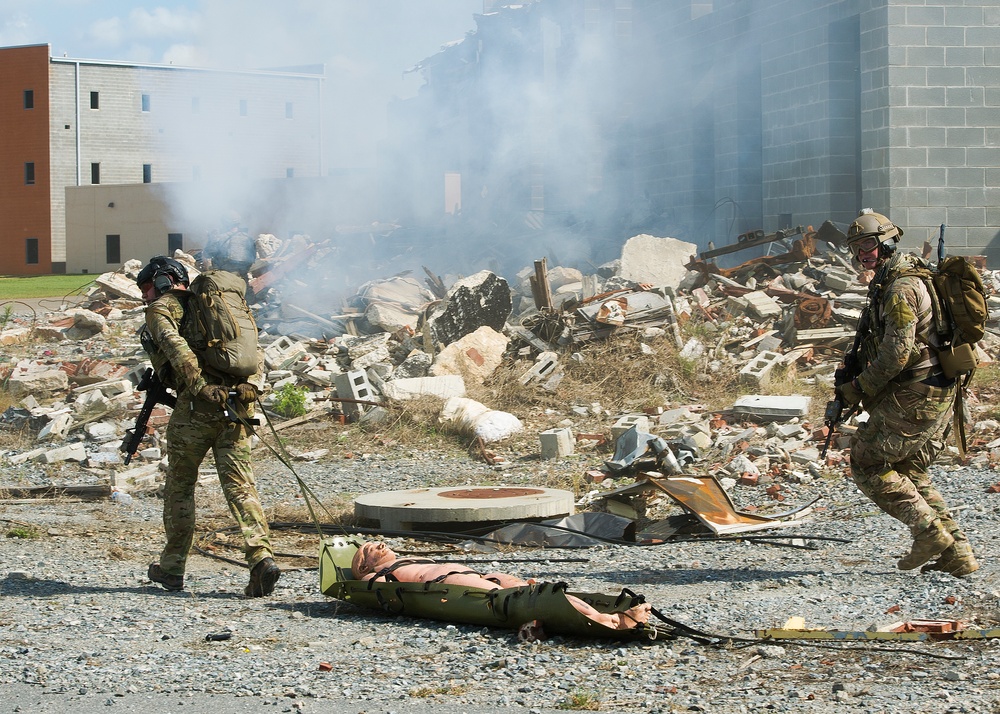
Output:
[849, 235, 880, 257]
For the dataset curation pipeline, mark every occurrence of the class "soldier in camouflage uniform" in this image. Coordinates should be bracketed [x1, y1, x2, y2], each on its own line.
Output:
[136, 256, 281, 597]
[839, 211, 978, 577]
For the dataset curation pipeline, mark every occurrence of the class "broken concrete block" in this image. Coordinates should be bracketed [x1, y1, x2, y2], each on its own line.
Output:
[36, 412, 73, 441]
[394, 351, 433, 380]
[87, 451, 122, 466]
[5, 369, 69, 398]
[739, 351, 783, 388]
[263, 336, 308, 370]
[430, 325, 509, 384]
[823, 270, 856, 291]
[64, 309, 107, 339]
[520, 351, 559, 386]
[36, 442, 87, 463]
[0, 327, 30, 345]
[611, 415, 651, 443]
[351, 346, 391, 372]
[731, 395, 811, 421]
[618, 234, 699, 289]
[359, 276, 434, 332]
[743, 291, 783, 320]
[540, 427, 575, 459]
[423, 270, 512, 348]
[382, 375, 465, 402]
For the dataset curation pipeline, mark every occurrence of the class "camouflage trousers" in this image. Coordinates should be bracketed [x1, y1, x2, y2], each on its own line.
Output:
[850, 383, 967, 546]
[158, 392, 273, 576]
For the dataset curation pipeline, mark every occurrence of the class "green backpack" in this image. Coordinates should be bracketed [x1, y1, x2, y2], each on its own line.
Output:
[184, 270, 259, 378]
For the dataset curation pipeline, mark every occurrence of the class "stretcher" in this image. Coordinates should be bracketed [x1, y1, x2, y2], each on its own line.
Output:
[319, 536, 675, 641]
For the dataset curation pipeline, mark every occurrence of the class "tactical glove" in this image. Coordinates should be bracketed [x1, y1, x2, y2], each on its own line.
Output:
[235, 383, 259, 405]
[837, 379, 864, 407]
[198, 384, 229, 404]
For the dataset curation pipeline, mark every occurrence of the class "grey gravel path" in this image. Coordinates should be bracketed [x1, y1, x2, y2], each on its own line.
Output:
[2, 449, 1000, 714]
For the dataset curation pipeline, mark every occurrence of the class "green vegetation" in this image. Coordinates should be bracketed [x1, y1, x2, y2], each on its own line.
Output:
[5, 525, 43, 539]
[0, 275, 96, 299]
[556, 690, 603, 710]
[272, 383, 308, 418]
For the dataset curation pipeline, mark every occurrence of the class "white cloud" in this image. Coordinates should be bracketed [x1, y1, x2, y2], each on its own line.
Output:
[85, 17, 124, 48]
[0, 11, 31, 46]
[128, 6, 200, 39]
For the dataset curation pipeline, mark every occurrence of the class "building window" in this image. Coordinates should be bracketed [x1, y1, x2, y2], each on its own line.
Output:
[141, 93, 151, 112]
[286, 168, 294, 178]
[23, 89, 33, 109]
[91, 163, 100, 185]
[24, 162, 35, 185]
[90, 91, 99, 110]
[239, 99, 248, 116]
[26, 238, 39, 265]
[191, 96, 200, 113]
[105, 235, 120, 264]
[143, 164, 152, 183]
[168, 233, 183, 253]
[285, 102, 293, 119]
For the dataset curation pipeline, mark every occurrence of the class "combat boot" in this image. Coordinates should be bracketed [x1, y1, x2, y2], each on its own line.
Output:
[921, 542, 979, 578]
[245, 557, 280, 597]
[148, 563, 184, 591]
[897, 523, 954, 571]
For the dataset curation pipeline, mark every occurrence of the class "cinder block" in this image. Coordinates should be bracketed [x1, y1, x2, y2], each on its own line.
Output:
[743, 291, 782, 320]
[334, 370, 375, 421]
[520, 352, 559, 385]
[264, 336, 308, 370]
[738, 351, 783, 388]
[540, 427, 574, 460]
[611, 415, 651, 442]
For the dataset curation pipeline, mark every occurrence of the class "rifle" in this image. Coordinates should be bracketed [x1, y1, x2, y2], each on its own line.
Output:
[821, 311, 869, 459]
[120, 368, 177, 465]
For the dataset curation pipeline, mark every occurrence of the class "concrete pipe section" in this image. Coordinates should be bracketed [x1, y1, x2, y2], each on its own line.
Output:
[354, 486, 575, 532]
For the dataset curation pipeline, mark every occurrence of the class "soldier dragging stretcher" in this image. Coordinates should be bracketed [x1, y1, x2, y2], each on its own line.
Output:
[838, 211, 978, 578]
[136, 256, 281, 597]
[351, 541, 652, 639]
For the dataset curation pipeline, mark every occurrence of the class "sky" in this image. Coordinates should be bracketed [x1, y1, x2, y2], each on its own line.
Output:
[0, 0, 483, 168]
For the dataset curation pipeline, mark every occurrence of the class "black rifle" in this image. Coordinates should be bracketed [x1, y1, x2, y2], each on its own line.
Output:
[120, 368, 176, 465]
[821, 311, 869, 459]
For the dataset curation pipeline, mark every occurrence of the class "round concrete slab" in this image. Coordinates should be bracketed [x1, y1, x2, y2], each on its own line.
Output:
[354, 486, 575, 531]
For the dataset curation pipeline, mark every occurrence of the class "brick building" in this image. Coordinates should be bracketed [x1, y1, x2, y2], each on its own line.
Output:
[0, 44, 324, 275]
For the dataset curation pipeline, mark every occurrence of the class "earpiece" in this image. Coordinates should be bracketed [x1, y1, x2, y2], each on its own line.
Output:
[153, 272, 173, 294]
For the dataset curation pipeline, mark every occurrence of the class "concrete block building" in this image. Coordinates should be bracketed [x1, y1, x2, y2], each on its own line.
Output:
[0, 44, 324, 275]
[386, 0, 1000, 270]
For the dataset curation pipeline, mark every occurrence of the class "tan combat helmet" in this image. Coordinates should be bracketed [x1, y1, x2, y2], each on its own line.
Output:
[846, 208, 903, 256]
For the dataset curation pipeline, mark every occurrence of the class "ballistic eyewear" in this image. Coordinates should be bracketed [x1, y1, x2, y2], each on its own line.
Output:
[849, 235, 880, 257]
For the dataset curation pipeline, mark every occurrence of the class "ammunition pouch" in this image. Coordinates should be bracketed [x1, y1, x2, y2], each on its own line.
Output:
[938, 342, 978, 379]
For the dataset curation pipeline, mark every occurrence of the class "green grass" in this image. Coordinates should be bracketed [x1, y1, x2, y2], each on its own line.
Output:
[0, 275, 96, 299]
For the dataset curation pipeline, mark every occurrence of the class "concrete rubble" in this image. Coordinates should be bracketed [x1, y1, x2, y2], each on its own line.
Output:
[3, 223, 1000, 530]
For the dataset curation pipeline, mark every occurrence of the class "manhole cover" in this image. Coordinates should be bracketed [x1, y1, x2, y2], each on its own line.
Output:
[439, 487, 544, 499]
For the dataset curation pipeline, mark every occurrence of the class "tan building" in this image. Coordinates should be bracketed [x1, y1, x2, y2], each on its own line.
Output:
[0, 43, 324, 275]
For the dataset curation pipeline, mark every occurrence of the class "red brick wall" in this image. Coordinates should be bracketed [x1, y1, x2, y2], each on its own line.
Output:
[0, 44, 51, 275]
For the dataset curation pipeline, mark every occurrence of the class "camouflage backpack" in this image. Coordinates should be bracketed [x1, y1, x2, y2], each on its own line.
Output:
[184, 270, 259, 378]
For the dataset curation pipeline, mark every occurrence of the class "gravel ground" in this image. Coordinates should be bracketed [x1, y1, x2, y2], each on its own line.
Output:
[2, 442, 1000, 714]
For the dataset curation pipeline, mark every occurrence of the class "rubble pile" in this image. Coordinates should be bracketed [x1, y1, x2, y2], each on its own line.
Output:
[3, 223, 1000, 521]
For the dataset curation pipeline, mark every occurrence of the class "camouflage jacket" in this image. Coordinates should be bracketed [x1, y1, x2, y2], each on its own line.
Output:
[141, 289, 264, 397]
[856, 252, 947, 397]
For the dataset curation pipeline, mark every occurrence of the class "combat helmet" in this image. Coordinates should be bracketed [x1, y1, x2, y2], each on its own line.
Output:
[136, 256, 190, 295]
[846, 208, 903, 258]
